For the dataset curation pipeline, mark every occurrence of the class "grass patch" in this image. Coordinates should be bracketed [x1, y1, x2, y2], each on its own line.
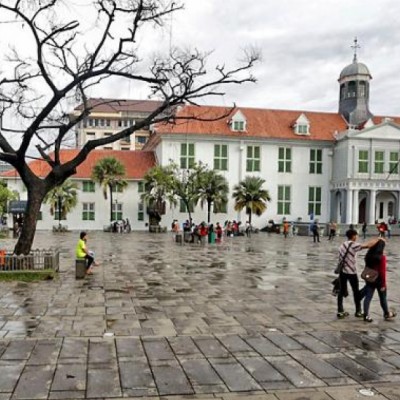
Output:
[0, 269, 57, 282]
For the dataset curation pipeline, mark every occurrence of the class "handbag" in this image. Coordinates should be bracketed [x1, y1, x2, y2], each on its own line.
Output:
[361, 267, 379, 283]
[335, 242, 352, 274]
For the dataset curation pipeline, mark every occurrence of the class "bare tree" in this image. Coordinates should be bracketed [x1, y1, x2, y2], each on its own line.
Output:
[0, 0, 258, 254]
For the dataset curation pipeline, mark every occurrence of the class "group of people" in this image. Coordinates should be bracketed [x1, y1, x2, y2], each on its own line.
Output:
[111, 218, 131, 233]
[172, 219, 252, 244]
[336, 228, 396, 323]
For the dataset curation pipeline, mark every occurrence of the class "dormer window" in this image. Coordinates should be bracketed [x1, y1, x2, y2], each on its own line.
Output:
[297, 124, 308, 134]
[230, 110, 247, 132]
[294, 113, 310, 136]
[233, 120, 245, 131]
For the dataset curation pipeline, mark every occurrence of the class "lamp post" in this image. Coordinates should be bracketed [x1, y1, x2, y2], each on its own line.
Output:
[57, 195, 62, 229]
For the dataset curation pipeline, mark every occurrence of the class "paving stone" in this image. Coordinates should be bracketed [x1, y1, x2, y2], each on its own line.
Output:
[48, 390, 85, 399]
[263, 332, 304, 351]
[181, 359, 225, 386]
[88, 339, 116, 365]
[168, 336, 202, 356]
[238, 357, 286, 383]
[266, 355, 326, 388]
[119, 360, 156, 396]
[291, 333, 337, 354]
[274, 391, 335, 400]
[51, 363, 86, 391]
[143, 338, 175, 361]
[194, 338, 230, 358]
[0, 361, 25, 392]
[1, 340, 35, 360]
[27, 339, 62, 365]
[244, 336, 285, 356]
[209, 358, 261, 392]
[116, 337, 146, 359]
[59, 338, 88, 359]
[87, 368, 122, 398]
[217, 335, 255, 354]
[152, 363, 194, 395]
[326, 354, 382, 382]
[13, 365, 55, 399]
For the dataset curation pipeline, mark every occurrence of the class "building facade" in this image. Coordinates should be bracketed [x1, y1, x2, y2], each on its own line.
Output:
[71, 98, 164, 151]
[3, 53, 400, 230]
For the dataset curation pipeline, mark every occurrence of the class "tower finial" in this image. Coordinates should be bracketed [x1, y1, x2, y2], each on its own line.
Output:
[351, 37, 360, 62]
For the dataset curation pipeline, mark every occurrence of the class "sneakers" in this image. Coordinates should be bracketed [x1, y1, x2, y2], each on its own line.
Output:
[364, 315, 373, 323]
[355, 311, 364, 318]
[337, 311, 349, 319]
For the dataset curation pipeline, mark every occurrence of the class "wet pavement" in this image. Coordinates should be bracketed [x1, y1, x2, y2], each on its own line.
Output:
[0, 231, 399, 399]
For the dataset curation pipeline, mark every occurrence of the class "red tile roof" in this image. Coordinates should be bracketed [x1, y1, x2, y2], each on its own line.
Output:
[1, 149, 156, 180]
[74, 98, 164, 114]
[152, 105, 349, 143]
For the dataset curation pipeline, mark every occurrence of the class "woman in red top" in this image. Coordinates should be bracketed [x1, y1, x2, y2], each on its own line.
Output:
[363, 239, 396, 322]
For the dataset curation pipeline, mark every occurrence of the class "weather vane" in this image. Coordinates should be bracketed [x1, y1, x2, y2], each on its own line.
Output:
[351, 37, 360, 62]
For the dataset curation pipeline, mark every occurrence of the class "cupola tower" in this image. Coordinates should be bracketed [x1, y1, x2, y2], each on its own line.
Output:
[338, 38, 373, 127]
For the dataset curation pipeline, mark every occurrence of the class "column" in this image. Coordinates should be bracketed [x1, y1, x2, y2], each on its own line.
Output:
[345, 189, 353, 224]
[352, 189, 359, 225]
[368, 189, 376, 224]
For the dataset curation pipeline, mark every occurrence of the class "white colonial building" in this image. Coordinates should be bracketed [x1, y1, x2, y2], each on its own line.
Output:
[3, 51, 400, 230]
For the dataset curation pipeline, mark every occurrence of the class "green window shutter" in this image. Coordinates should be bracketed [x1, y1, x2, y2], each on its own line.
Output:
[287, 161, 291, 173]
[246, 160, 252, 172]
[221, 159, 228, 171]
[247, 146, 252, 158]
[278, 147, 284, 159]
[278, 161, 284, 172]
[254, 146, 260, 158]
[285, 186, 291, 201]
[221, 145, 228, 157]
[181, 143, 187, 156]
[254, 160, 260, 171]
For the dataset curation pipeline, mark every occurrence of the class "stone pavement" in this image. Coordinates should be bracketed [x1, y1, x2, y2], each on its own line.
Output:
[0, 231, 399, 399]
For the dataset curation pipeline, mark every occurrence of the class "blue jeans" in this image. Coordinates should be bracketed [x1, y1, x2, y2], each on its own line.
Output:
[363, 283, 389, 317]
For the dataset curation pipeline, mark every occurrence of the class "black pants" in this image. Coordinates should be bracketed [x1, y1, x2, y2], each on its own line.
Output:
[337, 272, 363, 314]
[85, 254, 94, 270]
[313, 232, 320, 242]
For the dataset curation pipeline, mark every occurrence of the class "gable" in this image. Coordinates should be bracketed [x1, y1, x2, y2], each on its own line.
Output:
[348, 122, 400, 140]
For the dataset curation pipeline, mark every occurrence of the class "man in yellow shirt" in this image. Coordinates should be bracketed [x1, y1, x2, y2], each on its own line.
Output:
[76, 231, 94, 275]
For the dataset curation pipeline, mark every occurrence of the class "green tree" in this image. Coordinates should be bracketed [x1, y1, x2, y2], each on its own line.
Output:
[196, 169, 229, 223]
[0, 1, 257, 254]
[232, 176, 271, 224]
[91, 157, 128, 223]
[44, 180, 78, 227]
[0, 180, 18, 217]
[141, 164, 177, 226]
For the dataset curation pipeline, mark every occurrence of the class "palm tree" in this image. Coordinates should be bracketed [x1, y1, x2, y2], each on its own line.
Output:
[44, 180, 78, 227]
[232, 176, 271, 224]
[141, 164, 177, 226]
[91, 157, 128, 223]
[196, 169, 229, 223]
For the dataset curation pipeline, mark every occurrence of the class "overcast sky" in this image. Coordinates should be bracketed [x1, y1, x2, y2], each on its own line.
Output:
[98, 0, 400, 117]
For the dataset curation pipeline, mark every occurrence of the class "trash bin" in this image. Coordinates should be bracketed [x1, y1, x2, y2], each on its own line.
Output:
[75, 259, 87, 279]
[175, 234, 183, 244]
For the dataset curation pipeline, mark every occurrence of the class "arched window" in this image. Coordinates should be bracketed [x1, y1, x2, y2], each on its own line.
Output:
[340, 84, 346, 100]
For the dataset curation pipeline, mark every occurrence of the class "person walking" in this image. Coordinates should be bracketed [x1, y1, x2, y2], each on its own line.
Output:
[311, 220, 320, 243]
[245, 221, 252, 237]
[336, 229, 380, 319]
[362, 239, 396, 322]
[362, 222, 367, 239]
[282, 220, 290, 239]
[328, 221, 337, 240]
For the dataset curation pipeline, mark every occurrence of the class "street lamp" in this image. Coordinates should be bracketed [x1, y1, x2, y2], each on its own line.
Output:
[57, 195, 62, 229]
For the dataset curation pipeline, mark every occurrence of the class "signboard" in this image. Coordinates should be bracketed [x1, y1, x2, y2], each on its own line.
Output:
[8, 200, 27, 213]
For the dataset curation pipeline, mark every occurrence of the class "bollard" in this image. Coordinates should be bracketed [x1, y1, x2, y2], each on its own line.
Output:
[75, 259, 87, 279]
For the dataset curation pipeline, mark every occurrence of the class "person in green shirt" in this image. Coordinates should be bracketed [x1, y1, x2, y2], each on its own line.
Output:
[76, 231, 95, 275]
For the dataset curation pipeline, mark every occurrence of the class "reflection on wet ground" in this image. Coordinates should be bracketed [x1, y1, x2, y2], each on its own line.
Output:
[0, 232, 399, 398]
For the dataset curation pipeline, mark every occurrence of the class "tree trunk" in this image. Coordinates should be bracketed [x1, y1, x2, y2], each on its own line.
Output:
[14, 187, 45, 255]
[109, 184, 113, 223]
[207, 200, 211, 224]
[249, 210, 252, 224]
